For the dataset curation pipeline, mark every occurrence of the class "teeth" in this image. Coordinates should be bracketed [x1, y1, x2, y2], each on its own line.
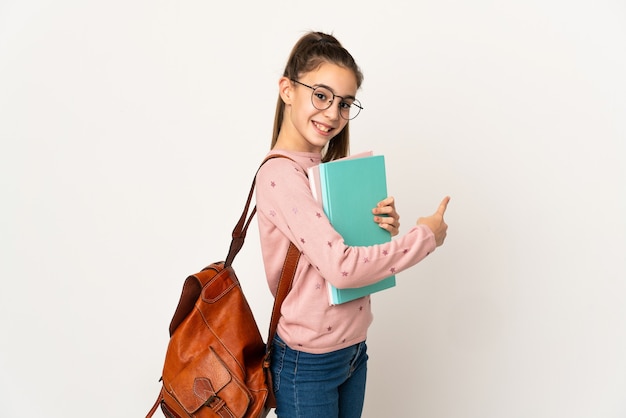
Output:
[314, 122, 331, 132]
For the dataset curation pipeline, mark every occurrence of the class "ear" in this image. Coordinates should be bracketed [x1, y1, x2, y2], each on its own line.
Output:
[278, 77, 294, 105]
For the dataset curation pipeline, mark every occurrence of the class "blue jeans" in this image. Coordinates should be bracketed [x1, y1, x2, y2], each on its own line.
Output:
[270, 334, 368, 418]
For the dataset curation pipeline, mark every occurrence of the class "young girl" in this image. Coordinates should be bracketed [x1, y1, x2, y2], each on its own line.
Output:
[256, 31, 449, 418]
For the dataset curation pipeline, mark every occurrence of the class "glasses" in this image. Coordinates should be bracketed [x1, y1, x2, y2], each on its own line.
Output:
[291, 79, 363, 120]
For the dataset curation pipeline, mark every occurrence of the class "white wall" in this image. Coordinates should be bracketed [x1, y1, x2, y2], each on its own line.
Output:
[1, 1, 625, 417]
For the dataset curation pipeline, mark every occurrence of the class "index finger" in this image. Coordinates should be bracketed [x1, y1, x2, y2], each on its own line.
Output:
[437, 196, 451, 216]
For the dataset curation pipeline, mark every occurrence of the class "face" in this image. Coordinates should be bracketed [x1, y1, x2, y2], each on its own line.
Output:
[276, 62, 358, 153]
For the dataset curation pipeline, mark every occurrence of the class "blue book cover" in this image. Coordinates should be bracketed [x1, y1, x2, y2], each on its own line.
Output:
[312, 154, 396, 305]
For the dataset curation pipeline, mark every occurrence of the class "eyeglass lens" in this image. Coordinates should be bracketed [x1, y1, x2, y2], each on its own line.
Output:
[310, 86, 362, 120]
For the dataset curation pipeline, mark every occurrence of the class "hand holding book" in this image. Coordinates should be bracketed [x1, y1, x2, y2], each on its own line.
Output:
[372, 196, 400, 237]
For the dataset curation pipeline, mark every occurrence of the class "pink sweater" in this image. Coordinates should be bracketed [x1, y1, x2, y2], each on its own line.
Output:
[256, 150, 436, 354]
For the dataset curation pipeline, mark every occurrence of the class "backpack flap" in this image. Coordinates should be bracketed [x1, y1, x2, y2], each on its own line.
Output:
[168, 346, 251, 416]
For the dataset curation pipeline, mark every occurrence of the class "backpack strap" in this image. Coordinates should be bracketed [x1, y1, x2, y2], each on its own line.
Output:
[146, 392, 163, 418]
[223, 153, 301, 346]
[224, 153, 301, 356]
[225, 153, 295, 267]
[169, 154, 300, 335]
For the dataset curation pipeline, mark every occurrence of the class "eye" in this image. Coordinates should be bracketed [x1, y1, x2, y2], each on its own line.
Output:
[314, 91, 328, 101]
[339, 101, 352, 110]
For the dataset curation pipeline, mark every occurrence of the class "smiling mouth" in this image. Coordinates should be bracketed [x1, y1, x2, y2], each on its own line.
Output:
[313, 121, 333, 133]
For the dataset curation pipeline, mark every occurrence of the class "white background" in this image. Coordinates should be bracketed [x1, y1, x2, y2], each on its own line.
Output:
[1, 1, 625, 417]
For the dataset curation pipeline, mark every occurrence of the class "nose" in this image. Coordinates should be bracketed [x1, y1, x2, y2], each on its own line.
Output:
[322, 100, 341, 120]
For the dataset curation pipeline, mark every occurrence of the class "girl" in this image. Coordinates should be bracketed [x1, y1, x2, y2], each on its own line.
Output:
[256, 31, 450, 418]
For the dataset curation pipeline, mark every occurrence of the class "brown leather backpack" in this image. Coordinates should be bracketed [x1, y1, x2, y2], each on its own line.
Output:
[147, 155, 299, 418]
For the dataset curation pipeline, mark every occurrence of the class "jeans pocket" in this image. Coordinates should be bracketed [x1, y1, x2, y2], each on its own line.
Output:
[271, 335, 287, 393]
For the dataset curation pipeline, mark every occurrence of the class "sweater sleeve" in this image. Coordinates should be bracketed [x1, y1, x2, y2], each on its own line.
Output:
[256, 156, 437, 289]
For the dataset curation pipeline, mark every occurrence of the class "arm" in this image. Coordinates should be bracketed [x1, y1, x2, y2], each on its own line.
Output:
[256, 158, 439, 289]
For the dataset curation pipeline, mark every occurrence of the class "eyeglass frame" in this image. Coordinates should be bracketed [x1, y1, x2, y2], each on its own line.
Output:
[290, 79, 363, 120]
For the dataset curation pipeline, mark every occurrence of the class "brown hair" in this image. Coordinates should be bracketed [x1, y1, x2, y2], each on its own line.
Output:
[271, 31, 364, 162]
